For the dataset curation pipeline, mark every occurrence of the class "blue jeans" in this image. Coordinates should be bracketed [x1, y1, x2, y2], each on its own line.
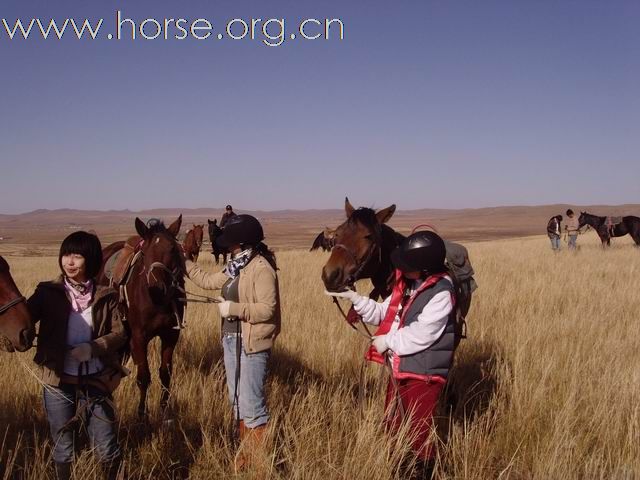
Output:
[222, 333, 270, 428]
[568, 235, 578, 250]
[43, 384, 120, 464]
[549, 236, 560, 250]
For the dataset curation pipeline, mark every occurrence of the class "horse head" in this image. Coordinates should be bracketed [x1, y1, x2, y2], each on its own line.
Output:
[321, 197, 396, 292]
[135, 215, 184, 305]
[578, 211, 596, 228]
[0, 256, 35, 352]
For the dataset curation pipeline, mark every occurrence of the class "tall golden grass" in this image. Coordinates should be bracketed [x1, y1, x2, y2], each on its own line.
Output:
[1, 232, 639, 479]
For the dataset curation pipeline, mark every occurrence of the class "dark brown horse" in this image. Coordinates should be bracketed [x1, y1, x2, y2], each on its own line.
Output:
[579, 212, 640, 247]
[0, 256, 34, 352]
[310, 228, 336, 252]
[322, 198, 402, 299]
[183, 224, 204, 262]
[207, 219, 229, 265]
[98, 216, 185, 418]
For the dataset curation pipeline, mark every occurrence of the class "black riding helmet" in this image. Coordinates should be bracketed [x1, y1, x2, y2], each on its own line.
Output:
[391, 230, 446, 273]
[216, 214, 264, 248]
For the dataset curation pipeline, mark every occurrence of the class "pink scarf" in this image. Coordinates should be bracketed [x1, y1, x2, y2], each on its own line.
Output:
[64, 277, 94, 312]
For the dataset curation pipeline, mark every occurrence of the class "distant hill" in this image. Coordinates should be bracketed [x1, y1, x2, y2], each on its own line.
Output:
[1, 204, 638, 249]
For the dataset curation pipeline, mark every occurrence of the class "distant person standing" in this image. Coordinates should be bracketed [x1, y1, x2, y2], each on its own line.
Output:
[547, 215, 563, 251]
[220, 205, 238, 228]
[565, 209, 580, 250]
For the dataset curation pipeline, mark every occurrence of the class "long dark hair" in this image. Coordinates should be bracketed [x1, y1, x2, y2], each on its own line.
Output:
[253, 242, 277, 271]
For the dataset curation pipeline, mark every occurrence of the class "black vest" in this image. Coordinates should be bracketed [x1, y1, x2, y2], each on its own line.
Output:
[397, 278, 456, 379]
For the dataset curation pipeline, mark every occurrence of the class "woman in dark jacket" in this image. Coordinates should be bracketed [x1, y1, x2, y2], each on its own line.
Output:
[28, 231, 128, 480]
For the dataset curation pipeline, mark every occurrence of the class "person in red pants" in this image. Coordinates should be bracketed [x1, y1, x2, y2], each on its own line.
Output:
[326, 230, 457, 471]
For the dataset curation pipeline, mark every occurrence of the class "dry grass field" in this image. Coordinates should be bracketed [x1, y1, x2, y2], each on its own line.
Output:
[1, 231, 639, 479]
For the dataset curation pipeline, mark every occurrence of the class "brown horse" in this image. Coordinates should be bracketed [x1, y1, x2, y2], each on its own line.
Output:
[183, 224, 204, 262]
[0, 256, 34, 352]
[322, 198, 402, 299]
[98, 216, 185, 418]
[321, 198, 476, 320]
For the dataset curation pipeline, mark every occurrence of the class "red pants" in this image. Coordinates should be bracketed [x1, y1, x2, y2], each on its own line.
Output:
[385, 377, 445, 460]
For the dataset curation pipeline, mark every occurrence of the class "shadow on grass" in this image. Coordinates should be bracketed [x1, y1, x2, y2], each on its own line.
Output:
[443, 337, 505, 425]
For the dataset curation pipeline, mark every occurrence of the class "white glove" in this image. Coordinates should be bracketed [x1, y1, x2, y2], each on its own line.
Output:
[70, 343, 92, 362]
[324, 289, 361, 303]
[371, 335, 389, 355]
[218, 300, 232, 318]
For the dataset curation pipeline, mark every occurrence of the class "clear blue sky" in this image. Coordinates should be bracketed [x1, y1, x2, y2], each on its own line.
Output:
[1, 0, 638, 214]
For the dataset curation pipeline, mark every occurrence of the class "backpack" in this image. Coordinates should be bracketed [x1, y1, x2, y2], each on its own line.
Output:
[444, 240, 477, 347]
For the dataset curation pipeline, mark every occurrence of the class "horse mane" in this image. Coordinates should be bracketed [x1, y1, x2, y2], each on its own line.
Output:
[348, 207, 377, 226]
[147, 221, 168, 235]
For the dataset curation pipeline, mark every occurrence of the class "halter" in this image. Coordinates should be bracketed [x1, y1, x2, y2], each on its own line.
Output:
[0, 295, 26, 315]
[330, 223, 383, 288]
[145, 261, 182, 289]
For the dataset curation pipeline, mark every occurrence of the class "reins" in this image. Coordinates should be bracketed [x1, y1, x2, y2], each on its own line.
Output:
[0, 295, 26, 315]
[328, 274, 405, 421]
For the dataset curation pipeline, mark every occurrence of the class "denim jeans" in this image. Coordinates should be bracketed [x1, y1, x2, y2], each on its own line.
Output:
[43, 384, 120, 464]
[222, 333, 270, 428]
[568, 235, 578, 250]
[549, 236, 560, 250]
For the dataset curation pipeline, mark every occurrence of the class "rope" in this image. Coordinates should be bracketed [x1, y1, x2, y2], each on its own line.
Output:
[329, 291, 404, 421]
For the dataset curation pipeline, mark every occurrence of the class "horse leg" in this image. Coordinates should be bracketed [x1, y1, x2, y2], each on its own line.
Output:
[131, 333, 151, 419]
[159, 329, 180, 416]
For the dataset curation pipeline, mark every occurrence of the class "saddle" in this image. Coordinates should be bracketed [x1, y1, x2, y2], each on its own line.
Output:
[104, 236, 143, 287]
[605, 217, 623, 236]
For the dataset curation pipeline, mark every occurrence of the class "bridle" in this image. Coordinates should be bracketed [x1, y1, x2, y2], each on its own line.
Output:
[131, 237, 187, 328]
[330, 224, 383, 289]
[145, 261, 183, 291]
[0, 294, 26, 315]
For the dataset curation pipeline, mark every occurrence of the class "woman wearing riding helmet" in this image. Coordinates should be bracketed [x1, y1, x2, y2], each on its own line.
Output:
[183, 214, 280, 472]
[326, 230, 457, 473]
[27, 231, 128, 480]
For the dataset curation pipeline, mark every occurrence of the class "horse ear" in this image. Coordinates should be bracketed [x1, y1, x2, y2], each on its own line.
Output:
[376, 204, 396, 224]
[345, 197, 355, 217]
[135, 217, 148, 238]
[213, 219, 217, 225]
[167, 214, 182, 238]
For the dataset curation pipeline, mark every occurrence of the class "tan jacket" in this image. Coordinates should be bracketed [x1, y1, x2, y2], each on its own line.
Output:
[27, 276, 129, 391]
[186, 255, 280, 353]
[565, 215, 580, 234]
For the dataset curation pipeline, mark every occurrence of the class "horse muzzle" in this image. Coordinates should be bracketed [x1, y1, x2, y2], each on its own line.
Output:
[0, 326, 34, 352]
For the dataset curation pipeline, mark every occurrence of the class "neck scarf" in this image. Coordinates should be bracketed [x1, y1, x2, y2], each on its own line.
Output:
[224, 248, 254, 278]
[64, 277, 94, 312]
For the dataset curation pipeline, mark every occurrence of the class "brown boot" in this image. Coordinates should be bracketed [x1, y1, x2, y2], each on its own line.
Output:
[247, 424, 270, 479]
[234, 420, 248, 473]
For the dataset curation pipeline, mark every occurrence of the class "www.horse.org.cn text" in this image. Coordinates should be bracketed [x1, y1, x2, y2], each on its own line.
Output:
[1, 11, 345, 46]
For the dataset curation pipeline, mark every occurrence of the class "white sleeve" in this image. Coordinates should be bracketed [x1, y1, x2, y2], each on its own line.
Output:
[385, 291, 453, 356]
[351, 294, 391, 326]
